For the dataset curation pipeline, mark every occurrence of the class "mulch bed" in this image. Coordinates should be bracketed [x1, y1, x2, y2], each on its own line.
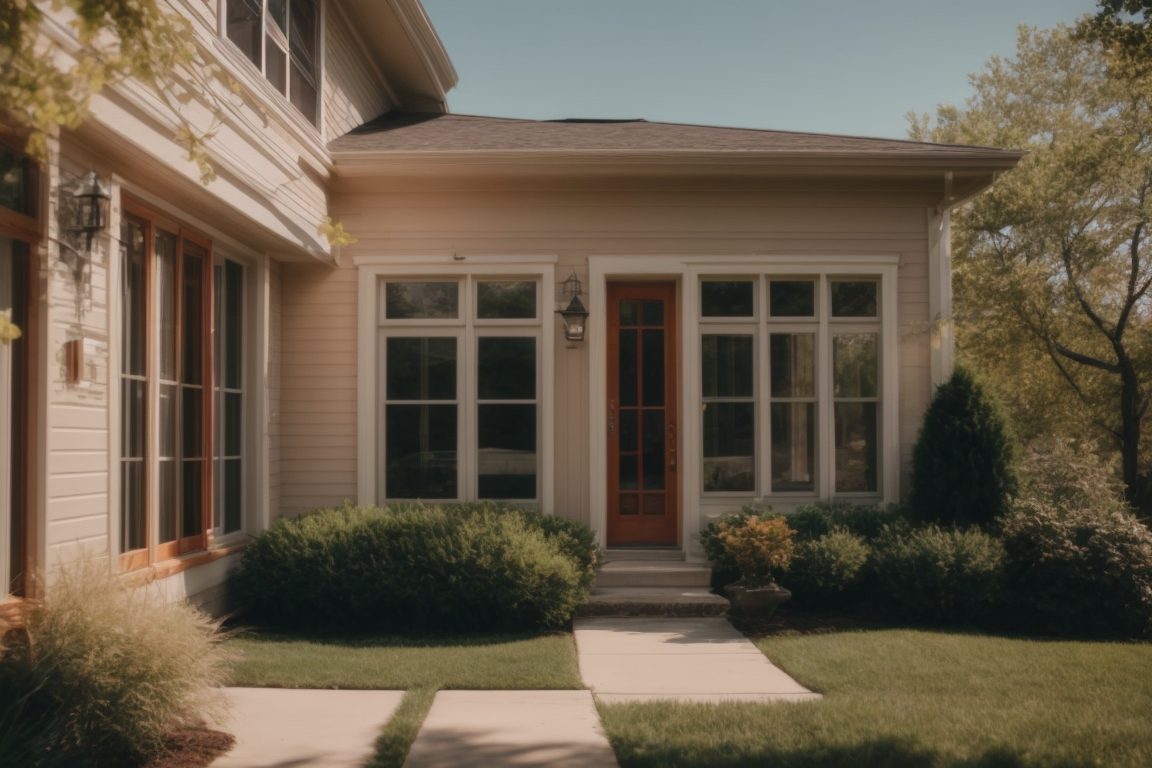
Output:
[143, 729, 235, 768]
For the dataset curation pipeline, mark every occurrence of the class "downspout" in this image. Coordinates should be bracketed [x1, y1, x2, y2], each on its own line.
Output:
[928, 172, 954, 388]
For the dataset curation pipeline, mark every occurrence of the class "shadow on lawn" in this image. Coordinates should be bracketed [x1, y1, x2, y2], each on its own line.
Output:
[224, 626, 569, 648]
[612, 738, 1088, 768]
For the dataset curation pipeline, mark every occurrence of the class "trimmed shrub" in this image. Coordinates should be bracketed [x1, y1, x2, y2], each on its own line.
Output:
[715, 516, 794, 586]
[872, 525, 1006, 625]
[1000, 501, 1152, 638]
[235, 503, 594, 633]
[909, 368, 1017, 529]
[785, 502, 907, 542]
[0, 562, 230, 767]
[787, 529, 871, 608]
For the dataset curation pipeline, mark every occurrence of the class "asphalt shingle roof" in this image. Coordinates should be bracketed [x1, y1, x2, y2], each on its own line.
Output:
[330, 111, 1021, 160]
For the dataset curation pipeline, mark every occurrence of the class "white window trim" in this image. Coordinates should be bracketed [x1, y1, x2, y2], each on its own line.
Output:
[108, 186, 270, 563]
[588, 254, 899, 556]
[356, 257, 557, 511]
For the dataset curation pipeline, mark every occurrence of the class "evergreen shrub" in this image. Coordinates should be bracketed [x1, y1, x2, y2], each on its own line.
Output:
[909, 368, 1017, 529]
[235, 503, 597, 633]
[872, 525, 1006, 624]
[787, 529, 871, 608]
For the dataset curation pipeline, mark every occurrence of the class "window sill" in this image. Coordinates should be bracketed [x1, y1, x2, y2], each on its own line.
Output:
[122, 539, 250, 587]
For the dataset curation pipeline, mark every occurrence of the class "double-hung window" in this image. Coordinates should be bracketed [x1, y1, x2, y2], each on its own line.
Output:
[224, 0, 320, 125]
[377, 278, 542, 503]
[119, 203, 248, 569]
[697, 274, 882, 501]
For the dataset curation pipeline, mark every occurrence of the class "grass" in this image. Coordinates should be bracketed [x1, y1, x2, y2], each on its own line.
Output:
[227, 631, 583, 690]
[599, 629, 1152, 768]
[227, 630, 583, 768]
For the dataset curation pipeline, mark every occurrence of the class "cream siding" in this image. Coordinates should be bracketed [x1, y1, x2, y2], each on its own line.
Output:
[324, 4, 396, 142]
[274, 181, 939, 528]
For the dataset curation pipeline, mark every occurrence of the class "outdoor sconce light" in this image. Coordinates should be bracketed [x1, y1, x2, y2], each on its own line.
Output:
[73, 171, 111, 252]
[556, 272, 590, 343]
[60, 170, 111, 287]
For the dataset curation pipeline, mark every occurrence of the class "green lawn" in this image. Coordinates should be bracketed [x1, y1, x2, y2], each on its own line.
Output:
[227, 631, 582, 690]
[228, 631, 583, 768]
[599, 629, 1152, 768]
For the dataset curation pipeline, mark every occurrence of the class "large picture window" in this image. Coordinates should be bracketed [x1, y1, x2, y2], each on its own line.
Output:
[119, 205, 248, 568]
[377, 278, 542, 503]
[698, 275, 882, 500]
[224, 0, 319, 125]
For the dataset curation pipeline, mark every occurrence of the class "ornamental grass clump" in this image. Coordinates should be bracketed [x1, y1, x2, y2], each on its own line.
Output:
[0, 561, 231, 767]
[715, 516, 795, 587]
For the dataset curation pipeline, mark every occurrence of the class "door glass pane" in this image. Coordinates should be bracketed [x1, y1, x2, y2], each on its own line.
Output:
[641, 330, 664, 406]
[770, 334, 815, 398]
[385, 282, 459, 320]
[618, 409, 637, 452]
[223, 459, 243, 533]
[121, 220, 147, 377]
[619, 454, 638, 490]
[701, 281, 754, 317]
[387, 338, 456, 400]
[224, 392, 243, 456]
[770, 281, 815, 317]
[477, 281, 536, 319]
[835, 402, 878, 492]
[618, 329, 637, 407]
[158, 383, 177, 459]
[641, 300, 664, 326]
[477, 404, 537, 499]
[124, 379, 149, 461]
[181, 389, 203, 458]
[702, 335, 753, 398]
[833, 334, 878, 398]
[121, 462, 146, 551]
[223, 260, 244, 389]
[386, 404, 457, 498]
[159, 460, 177, 543]
[182, 460, 203, 537]
[477, 338, 535, 399]
[830, 281, 878, 317]
[771, 402, 816, 492]
[156, 231, 178, 381]
[642, 410, 665, 490]
[703, 403, 755, 492]
[182, 247, 204, 385]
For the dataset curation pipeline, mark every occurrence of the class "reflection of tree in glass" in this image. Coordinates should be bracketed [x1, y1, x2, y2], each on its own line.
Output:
[477, 281, 536, 319]
[385, 282, 459, 319]
[833, 334, 878, 398]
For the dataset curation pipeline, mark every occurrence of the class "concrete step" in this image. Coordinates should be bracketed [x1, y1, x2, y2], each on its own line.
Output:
[604, 548, 685, 562]
[595, 561, 712, 589]
[577, 587, 729, 618]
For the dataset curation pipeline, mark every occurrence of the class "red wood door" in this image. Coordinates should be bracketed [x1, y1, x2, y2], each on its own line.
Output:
[606, 282, 679, 546]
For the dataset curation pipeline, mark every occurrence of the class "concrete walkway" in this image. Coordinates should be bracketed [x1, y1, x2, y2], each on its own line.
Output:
[575, 616, 822, 703]
[213, 687, 404, 767]
[211, 617, 818, 767]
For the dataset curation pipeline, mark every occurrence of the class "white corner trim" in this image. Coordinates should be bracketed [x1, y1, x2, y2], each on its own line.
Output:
[928, 207, 954, 388]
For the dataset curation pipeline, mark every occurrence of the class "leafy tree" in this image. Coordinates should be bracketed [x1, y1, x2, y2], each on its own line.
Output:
[1082, 1, 1152, 69]
[911, 26, 1152, 510]
[909, 368, 1017, 529]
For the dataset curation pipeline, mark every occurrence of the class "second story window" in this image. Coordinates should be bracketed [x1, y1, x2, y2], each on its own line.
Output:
[225, 0, 319, 125]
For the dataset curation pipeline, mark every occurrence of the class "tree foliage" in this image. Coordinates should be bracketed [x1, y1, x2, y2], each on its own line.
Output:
[909, 368, 1017, 529]
[912, 25, 1152, 510]
[1, 1, 220, 180]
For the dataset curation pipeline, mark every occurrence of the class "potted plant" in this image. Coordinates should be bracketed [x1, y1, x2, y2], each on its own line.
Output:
[713, 516, 795, 618]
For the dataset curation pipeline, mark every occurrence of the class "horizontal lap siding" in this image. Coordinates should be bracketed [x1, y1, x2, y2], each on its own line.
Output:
[323, 7, 393, 142]
[277, 184, 935, 521]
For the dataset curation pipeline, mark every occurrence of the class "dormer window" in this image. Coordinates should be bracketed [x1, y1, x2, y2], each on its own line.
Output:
[225, 0, 319, 126]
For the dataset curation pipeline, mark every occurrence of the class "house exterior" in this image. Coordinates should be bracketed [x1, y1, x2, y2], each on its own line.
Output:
[1, 1, 1021, 609]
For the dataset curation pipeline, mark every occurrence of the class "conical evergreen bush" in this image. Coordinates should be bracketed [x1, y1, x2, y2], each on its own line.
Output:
[909, 368, 1016, 528]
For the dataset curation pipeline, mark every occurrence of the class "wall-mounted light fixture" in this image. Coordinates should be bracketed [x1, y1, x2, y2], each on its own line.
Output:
[556, 272, 590, 343]
[60, 170, 111, 287]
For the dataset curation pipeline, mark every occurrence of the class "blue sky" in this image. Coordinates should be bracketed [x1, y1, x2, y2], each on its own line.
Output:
[422, 0, 1094, 139]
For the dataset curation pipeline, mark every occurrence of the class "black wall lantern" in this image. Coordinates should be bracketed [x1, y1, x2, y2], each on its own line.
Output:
[73, 171, 111, 253]
[556, 272, 590, 342]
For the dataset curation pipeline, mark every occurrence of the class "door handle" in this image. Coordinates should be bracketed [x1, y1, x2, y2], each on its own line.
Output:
[608, 400, 616, 434]
[667, 421, 677, 470]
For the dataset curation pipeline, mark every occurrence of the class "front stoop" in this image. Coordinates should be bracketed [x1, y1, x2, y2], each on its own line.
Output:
[578, 553, 728, 617]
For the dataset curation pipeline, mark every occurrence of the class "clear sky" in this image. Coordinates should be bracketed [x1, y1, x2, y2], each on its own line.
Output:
[422, 0, 1094, 140]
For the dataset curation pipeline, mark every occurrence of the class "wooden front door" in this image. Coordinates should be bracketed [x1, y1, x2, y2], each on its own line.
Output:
[606, 282, 679, 546]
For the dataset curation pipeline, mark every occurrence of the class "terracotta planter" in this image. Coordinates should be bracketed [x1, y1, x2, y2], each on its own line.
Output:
[725, 582, 791, 619]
